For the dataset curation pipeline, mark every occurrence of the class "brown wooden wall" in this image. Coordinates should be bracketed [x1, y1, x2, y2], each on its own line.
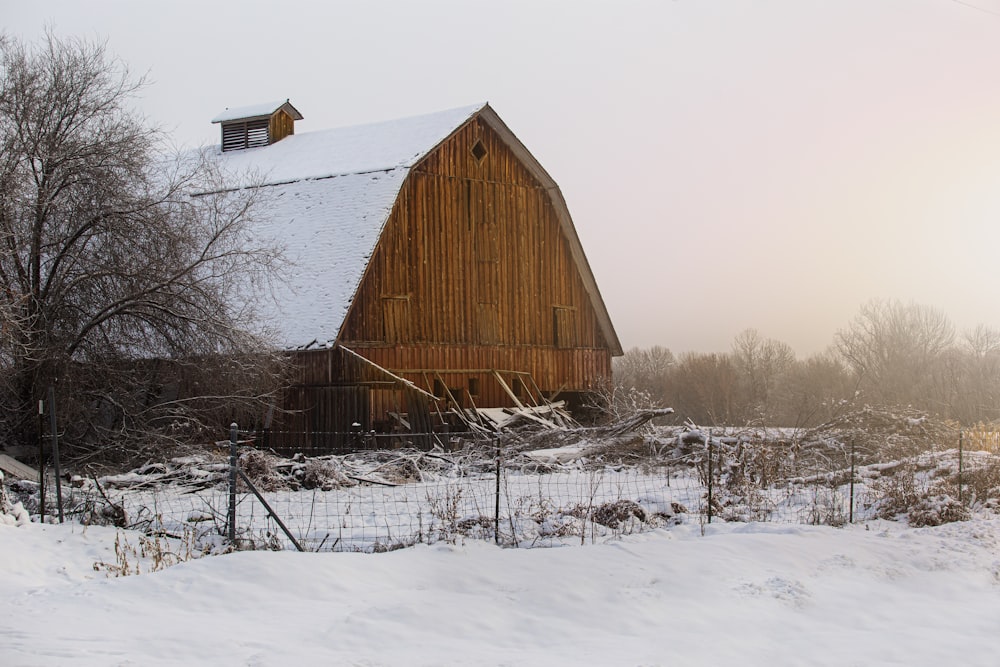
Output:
[336, 117, 612, 394]
[275, 114, 615, 440]
[291, 344, 611, 411]
[269, 110, 296, 144]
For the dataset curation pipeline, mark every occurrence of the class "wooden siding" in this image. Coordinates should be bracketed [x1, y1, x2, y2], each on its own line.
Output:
[269, 109, 295, 144]
[338, 118, 609, 361]
[278, 114, 614, 439]
[292, 344, 610, 399]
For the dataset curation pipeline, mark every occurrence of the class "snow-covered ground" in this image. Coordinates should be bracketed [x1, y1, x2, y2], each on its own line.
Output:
[3, 516, 1000, 666]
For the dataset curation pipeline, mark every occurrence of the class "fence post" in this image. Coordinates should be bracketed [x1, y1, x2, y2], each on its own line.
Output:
[48, 387, 64, 523]
[37, 399, 45, 522]
[706, 431, 713, 524]
[958, 430, 964, 505]
[228, 422, 238, 545]
[849, 438, 855, 524]
[494, 433, 501, 546]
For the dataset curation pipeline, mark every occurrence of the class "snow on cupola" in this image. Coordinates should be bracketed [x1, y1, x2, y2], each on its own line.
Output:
[211, 99, 303, 151]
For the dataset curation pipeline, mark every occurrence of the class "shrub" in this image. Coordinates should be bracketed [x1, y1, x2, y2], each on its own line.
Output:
[590, 500, 647, 528]
[866, 463, 922, 520]
[908, 494, 969, 527]
[238, 449, 285, 491]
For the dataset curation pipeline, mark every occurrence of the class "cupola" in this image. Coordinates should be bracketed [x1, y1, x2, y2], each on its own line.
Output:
[211, 99, 303, 151]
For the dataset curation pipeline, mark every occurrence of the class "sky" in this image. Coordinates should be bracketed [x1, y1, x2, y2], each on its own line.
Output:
[5, 0, 1000, 357]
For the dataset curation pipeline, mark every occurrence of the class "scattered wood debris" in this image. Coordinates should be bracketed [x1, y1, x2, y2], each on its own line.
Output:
[0, 454, 38, 481]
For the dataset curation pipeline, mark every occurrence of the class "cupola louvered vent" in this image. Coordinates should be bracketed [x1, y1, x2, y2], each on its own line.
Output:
[212, 99, 303, 152]
[222, 118, 271, 151]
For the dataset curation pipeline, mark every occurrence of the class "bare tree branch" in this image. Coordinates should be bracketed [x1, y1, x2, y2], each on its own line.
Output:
[0, 31, 290, 461]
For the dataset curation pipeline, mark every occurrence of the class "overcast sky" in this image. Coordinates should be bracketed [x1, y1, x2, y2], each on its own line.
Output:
[6, 0, 1000, 357]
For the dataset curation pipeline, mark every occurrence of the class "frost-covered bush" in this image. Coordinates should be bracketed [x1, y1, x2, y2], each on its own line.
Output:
[590, 500, 646, 528]
[800, 487, 848, 527]
[238, 449, 285, 491]
[802, 406, 958, 466]
[0, 472, 30, 527]
[866, 463, 923, 520]
[956, 461, 1000, 507]
[907, 494, 969, 527]
[296, 459, 353, 490]
[864, 459, 973, 526]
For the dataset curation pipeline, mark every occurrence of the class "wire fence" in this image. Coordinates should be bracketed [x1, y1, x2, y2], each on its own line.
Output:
[12, 424, 1000, 553]
[113, 453, 697, 552]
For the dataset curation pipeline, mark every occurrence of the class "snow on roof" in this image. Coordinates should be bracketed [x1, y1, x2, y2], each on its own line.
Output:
[212, 103, 484, 186]
[211, 100, 303, 124]
[253, 171, 408, 348]
[211, 103, 486, 348]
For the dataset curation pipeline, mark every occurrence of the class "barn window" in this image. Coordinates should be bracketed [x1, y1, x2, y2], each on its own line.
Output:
[468, 378, 480, 397]
[470, 139, 488, 163]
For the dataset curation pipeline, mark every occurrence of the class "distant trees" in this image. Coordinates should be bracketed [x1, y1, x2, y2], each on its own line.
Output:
[834, 300, 955, 408]
[731, 328, 795, 423]
[778, 351, 855, 426]
[669, 352, 740, 424]
[612, 345, 674, 401]
[0, 33, 286, 460]
[613, 300, 1000, 428]
[959, 325, 1000, 424]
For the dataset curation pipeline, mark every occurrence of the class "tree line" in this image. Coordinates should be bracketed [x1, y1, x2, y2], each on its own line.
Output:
[0, 32, 286, 462]
[613, 300, 1000, 428]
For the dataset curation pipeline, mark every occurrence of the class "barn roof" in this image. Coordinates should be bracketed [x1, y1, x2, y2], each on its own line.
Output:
[208, 103, 622, 355]
[211, 99, 304, 124]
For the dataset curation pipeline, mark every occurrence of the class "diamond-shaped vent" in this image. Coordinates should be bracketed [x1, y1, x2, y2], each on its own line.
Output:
[471, 139, 488, 163]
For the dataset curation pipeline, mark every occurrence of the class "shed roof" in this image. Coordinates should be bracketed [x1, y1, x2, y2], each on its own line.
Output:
[208, 103, 622, 355]
[211, 99, 304, 124]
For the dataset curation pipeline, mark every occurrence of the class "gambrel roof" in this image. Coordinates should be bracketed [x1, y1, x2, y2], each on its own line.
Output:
[209, 103, 622, 355]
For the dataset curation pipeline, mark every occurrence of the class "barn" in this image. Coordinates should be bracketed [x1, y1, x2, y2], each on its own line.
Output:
[209, 101, 622, 447]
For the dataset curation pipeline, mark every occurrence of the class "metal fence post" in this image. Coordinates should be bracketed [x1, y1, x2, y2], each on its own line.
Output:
[849, 438, 855, 524]
[48, 387, 64, 523]
[706, 431, 713, 524]
[494, 433, 501, 545]
[37, 399, 46, 522]
[228, 422, 238, 545]
[958, 430, 964, 505]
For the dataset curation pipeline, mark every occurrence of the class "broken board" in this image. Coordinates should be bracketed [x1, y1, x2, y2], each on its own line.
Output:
[0, 454, 39, 481]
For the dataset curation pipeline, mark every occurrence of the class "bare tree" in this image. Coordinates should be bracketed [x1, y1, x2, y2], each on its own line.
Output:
[0, 33, 286, 461]
[778, 351, 856, 427]
[668, 351, 740, 424]
[731, 328, 795, 423]
[612, 345, 674, 403]
[956, 324, 1000, 424]
[834, 300, 955, 410]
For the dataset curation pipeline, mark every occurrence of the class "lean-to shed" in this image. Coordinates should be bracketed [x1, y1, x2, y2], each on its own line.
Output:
[210, 101, 622, 445]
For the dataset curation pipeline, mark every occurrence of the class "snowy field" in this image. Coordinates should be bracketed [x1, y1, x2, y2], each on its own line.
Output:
[4, 416, 999, 665]
[3, 516, 1000, 666]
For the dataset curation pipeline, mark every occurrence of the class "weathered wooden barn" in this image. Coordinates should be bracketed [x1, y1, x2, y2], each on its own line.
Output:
[210, 101, 622, 444]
